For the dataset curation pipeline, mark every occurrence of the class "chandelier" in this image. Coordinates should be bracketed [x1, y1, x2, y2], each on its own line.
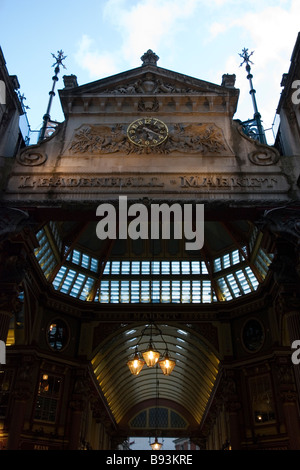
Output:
[127, 323, 176, 376]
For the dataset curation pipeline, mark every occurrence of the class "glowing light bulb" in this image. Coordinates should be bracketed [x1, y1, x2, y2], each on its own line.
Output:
[127, 351, 145, 375]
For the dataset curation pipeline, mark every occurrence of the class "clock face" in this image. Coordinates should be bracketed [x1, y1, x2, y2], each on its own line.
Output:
[127, 118, 168, 147]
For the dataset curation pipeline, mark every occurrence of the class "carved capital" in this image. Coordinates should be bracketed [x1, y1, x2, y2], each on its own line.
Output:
[0, 208, 30, 241]
[258, 208, 300, 246]
[267, 235, 300, 287]
[0, 283, 23, 313]
[0, 240, 28, 286]
[280, 390, 298, 404]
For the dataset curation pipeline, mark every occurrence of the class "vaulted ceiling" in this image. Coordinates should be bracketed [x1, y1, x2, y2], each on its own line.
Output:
[91, 323, 220, 429]
[32, 216, 273, 433]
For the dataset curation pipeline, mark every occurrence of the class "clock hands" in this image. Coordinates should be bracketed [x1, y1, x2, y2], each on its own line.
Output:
[141, 126, 165, 143]
[127, 118, 168, 147]
[142, 126, 162, 136]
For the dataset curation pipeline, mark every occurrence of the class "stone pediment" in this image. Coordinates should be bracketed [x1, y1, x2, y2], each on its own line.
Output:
[61, 64, 236, 97]
[59, 51, 239, 116]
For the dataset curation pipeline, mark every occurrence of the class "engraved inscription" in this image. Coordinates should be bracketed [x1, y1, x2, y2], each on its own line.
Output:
[179, 175, 278, 189]
[17, 174, 280, 191]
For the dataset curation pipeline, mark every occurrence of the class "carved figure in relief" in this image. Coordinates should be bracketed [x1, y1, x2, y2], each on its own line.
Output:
[69, 125, 129, 154]
[168, 123, 227, 153]
[69, 122, 228, 155]
[102, 73, 196, 95]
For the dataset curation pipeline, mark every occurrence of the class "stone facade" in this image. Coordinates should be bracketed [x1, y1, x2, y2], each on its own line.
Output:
[1, 41, 300, 451]
[2, 50, 294, 210]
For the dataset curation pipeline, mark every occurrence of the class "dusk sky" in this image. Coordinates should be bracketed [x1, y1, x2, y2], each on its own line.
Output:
[1, 0, 299, 145]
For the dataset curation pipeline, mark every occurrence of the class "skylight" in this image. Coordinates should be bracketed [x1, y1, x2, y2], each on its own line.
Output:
[34, 223, 272, 304]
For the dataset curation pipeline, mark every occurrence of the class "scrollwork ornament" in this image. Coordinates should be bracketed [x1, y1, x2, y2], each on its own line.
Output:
[248, 148, 279, 166]
[17, 150, 47, 166]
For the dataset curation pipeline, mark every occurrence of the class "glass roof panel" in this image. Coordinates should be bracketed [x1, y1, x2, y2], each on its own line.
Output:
[34, 222, 270, 304]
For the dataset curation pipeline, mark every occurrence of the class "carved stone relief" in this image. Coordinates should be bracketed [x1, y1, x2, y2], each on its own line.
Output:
[69, 124, 130, 154]
[137, 97, 159, 112]
[168, 123, 227, 154]
[69, 122, 229, 155]
[0, 207, 29, 241]
[258, 207, 300, 246]
[101, 73, 207, 95]
[236, 122, 280, 166]
[248, 148, 280, 166]
[16, 149, 47, 166]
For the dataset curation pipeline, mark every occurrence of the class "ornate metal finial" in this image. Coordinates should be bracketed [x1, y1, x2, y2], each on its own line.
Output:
[38, 50, 67, 143]
[18, 92, 30, 110]
[238, 47, 267, 145]
[51, 50, 67, 69]
[239, 48, 254, 67]
[141, 49, 159, 66]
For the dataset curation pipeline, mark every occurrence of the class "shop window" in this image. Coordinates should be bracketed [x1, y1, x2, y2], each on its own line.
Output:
[249, 374, 275, 424]
[47, 319, 69, 351]
[34, 374, 62, 423]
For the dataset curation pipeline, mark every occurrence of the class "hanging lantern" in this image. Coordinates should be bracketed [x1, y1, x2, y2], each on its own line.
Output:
[127, 349, 145, 375]
[40, 374, 49, 392]
[142, 342, 160, 367]
[150, 437, 163, 450]
[159, 351, 176, 375]
[126, 323, 176, 373]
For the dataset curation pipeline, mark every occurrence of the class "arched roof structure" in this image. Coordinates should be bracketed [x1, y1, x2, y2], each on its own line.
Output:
[91, 323, 220, 427]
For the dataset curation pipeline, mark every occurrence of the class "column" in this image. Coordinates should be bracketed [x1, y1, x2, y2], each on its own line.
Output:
[276, 358, 300, 449]
[281, 390, 300, 449]
[225, 401, 241, 450]
[6, 363, 34, 450]
[69, 400, 85, 450]
[68, 372, 89, 450]
[0, 240, 27, 343]
[222, 371, 242, 450]
[270, 234, 300, 396]
[0, 284, 22, 342]
[285, 310, 300, 395]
